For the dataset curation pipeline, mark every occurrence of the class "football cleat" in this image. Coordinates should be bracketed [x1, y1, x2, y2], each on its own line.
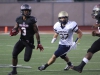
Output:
[38, 65, 46, 71]
[64, 64, 73, 70]
[72, 66, 83, 73]
[8, 71, 17, 75]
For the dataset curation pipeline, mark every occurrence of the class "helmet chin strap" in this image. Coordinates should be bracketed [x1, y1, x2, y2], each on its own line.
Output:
[24, 15, 30, 18]
[59, 20, 67, 25]
[58, 17, 68, 25]
[61, 21, 67, 25]
[23, 13, 30, 18]
[21, 10, 31, 17]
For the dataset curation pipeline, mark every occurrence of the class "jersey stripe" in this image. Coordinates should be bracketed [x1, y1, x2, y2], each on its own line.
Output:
[72, 25, 78, 32]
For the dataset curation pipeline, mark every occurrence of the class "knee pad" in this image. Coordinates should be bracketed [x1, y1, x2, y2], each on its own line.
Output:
[60, 54, 66, 59]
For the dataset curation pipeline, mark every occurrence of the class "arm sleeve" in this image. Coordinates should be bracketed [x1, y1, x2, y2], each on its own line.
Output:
[53, 23, 59, 34]
[16, 17, 19, 23]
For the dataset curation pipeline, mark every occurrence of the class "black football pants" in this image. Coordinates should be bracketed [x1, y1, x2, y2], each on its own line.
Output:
[12, 40, 34, 62]
[87, 38, 100, 54]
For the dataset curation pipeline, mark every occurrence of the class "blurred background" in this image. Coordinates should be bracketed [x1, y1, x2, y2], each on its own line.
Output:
[0, 0, 100, 32]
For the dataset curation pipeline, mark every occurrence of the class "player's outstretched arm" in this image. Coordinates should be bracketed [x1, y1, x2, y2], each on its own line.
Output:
[75, 29, 82, 43]
[33, 24, 44, 51]
[51, 32, 58, 43]
[69, 29, 82, 50]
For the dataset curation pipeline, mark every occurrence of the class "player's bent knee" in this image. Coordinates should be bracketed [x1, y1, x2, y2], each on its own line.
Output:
[60, 54, 66, 59]
[24, 59, 29, 62]
[60, 56, 66, 59]
[87, 48, 95, 54]
[24, 58, 30, 62]
[50, 55, 57, 60]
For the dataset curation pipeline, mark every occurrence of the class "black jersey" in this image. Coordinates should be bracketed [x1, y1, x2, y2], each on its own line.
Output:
[16, 16, 37, 43]
[95, 12, 100, 24]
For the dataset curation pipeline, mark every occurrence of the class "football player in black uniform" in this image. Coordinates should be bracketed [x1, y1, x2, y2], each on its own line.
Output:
[72, 4, 100, 73]
[8, 4, 44, 75]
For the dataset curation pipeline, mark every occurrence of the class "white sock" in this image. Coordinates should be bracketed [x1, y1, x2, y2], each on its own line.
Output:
[83, 57, 89, 64]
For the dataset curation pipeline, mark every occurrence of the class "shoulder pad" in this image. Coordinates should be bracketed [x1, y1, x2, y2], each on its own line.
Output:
[30, 16, 37, 23]
[16, 16, 22, 23]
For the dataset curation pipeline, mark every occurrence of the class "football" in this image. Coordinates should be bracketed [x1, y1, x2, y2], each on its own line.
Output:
[10, 29, 19, 36]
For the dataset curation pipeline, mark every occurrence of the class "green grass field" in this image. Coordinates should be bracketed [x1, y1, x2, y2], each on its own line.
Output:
[0, 33, 100, 75]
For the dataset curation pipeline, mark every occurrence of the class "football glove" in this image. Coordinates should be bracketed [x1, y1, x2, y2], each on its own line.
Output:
[10, 29, 19, 36]
[69, 42, 77, 50]
[37, 44, 44, 51]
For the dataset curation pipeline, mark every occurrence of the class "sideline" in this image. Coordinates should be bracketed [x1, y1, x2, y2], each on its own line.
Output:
[0, 31, 91, 35]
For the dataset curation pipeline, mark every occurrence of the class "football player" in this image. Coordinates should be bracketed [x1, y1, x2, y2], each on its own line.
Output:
[72, 4, 100, 73]
[8, 4, 44, 75]
[38, 11, 82, 71]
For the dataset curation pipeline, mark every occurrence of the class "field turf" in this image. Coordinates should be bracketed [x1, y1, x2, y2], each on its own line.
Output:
[0, 33, 100, 75]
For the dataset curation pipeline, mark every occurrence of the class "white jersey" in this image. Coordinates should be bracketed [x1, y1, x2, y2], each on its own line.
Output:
[53, 21, 78, 46]
[98, 27, 100, 32]
[95, 20, 100, 32]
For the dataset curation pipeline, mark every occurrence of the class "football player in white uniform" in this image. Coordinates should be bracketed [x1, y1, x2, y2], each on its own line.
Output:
[72, 4, 100, 73]
[38, 11, 82, 71]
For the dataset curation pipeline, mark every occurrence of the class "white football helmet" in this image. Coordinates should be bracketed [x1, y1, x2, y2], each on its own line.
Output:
[58, 11, 68, 18]
[92, 4, 100, 17]
[58, 11, 68, 25]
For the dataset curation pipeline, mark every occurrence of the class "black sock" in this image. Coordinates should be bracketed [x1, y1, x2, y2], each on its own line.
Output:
[13, 67, 17, 72]
[79, 61, 86, 69]
[67, 62, 72, 66]
[44, 63, 49, 68]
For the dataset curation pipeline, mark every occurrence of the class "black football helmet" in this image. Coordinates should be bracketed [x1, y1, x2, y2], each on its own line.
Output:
[58, 11, 68, 25]
[92, 4, 100, 19]
[20, 4, 31, 17]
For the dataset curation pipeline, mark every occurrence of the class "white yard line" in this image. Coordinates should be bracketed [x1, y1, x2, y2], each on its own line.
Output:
[1, 69, 100, 73]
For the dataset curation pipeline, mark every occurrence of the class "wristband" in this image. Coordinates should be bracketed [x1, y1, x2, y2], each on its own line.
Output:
[51, 38, 56, 43]
[37, 41, 40, 44]
[75, 38, 80, 43]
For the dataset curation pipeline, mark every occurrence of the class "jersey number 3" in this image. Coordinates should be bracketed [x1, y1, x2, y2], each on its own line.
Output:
[21, 27, 26, 36]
